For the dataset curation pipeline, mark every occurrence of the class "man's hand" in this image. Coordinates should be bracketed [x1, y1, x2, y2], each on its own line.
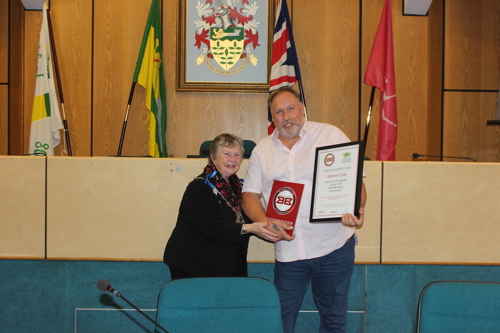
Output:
[341, 207, 365, 227]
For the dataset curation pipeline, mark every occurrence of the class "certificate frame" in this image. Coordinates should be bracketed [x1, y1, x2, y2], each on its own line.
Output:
[310, 141, 365, 222]
[177, 0, 275, 92]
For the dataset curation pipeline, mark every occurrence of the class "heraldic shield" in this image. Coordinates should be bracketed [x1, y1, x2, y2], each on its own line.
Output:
[210, 27, 244, 70]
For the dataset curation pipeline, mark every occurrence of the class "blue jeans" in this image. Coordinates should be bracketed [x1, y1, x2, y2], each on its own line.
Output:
[274, 235, 355, 333]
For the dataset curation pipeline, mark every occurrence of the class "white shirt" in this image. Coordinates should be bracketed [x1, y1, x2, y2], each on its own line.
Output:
[243, 121, 356, 262]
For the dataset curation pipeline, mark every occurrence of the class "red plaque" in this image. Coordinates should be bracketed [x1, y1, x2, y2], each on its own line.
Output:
[266, 180, 304, 236]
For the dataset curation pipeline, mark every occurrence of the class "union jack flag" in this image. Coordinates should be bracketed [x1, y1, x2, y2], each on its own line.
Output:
[268, 0, 302, 134]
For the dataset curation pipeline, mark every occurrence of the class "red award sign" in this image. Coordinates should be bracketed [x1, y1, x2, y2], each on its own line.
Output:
[266, 180, 304, 236]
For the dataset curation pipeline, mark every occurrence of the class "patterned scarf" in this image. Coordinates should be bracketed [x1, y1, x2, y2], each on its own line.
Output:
[200, 161, 244, 223]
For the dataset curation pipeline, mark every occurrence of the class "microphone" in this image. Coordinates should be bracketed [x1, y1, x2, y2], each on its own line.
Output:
[96, 279, 169, 333]
[412, 153, 476, 162]
[97, 279, 120, 296]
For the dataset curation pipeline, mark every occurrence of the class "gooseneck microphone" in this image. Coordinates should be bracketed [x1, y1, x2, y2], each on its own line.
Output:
[97, 279, 121, 296]
[412, 153, 476, 162]
[97, 279, 169, 333]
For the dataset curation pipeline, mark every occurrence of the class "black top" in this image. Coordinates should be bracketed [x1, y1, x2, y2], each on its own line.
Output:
[163, 176, 252, 277]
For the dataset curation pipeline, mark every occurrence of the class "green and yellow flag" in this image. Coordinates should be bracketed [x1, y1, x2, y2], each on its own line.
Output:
[29, 2, 64, 156]
[133, 0, 167, 157]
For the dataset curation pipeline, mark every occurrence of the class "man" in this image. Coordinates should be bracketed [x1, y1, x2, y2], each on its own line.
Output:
[242, 87, 367, 333]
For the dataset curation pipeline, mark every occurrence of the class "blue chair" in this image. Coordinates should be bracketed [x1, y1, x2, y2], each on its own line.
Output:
[242, 140, 256, 159]
[198, 140, 256, 159]
[155, 277, 283, 333]
[416, 281, 500, 332]
[199, 140, 212, 157]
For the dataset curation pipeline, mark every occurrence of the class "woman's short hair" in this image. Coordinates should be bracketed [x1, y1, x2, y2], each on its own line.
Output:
[209, 133, 244, 162]
[267, 86, 303, 112]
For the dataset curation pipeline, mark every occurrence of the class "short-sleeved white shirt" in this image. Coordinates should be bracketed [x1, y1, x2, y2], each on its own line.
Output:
[243, 121, 356, 262]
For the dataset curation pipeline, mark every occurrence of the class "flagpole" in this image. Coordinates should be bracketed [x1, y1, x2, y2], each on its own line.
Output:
[288, 0, 307, 121]
[46, 6, 72, 156]
[363, 86, 376, 143]
[297, 79, 308, 120]
[117, 82, 137, 156]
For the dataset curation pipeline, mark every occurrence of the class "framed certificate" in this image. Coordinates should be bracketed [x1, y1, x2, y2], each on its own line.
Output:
[310, 141, 365, 222]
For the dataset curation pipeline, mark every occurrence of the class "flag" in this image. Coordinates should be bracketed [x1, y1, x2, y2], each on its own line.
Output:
[28, 2, 64, 156]
[363, 0, 398, 161]
[268, 0, 302, 135]
[133, 0, 167, 157]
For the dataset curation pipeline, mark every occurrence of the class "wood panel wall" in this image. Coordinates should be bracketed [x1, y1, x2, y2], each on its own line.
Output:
[6, 0, 500, 161]
[0, 86, 6, 154]
[0, 0, 8, 155]
[7, 0, 24, 155]
[443, 0, 500, 162]
[293, 0, 360, 142]
[0, 0, 7, 83]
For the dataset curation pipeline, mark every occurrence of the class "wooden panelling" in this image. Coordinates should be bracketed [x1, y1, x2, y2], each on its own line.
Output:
[167, 91, 268, 158]
[0, 86, 7, 154]
[12, 0, 500, 161]
[292, 0, 360, 141]
[0, 0, 7, 155]
[426, 0, 444, 156]
[0, 156, 46, 259]
[442, 0, 500, 163]
[8, 0, 24, 155]
[445, 0, 500, 90]
[382, 162, 500, 264]
[46, 157, 243, 260]
[0, 0, 8, 83]
[353, 161, 382, 264]
[2, 156, 495, 264]
[93, 0, 151, 157]
[50, 0, 93, 156]
[443, 91, 500, 162]
[43, 157, 381, 262]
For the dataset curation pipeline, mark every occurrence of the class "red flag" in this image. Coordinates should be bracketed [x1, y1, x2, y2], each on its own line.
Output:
[363, 0, 398, 161]
[268, 0, 302, 135]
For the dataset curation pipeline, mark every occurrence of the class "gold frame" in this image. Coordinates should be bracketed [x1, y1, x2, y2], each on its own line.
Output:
[178, 0, 275, 93]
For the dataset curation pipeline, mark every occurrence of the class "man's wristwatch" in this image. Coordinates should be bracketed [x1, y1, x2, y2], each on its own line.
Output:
[241, 224, 247, 235]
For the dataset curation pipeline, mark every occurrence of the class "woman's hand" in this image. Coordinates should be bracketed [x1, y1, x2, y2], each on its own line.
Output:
[245, 221, 294, 243]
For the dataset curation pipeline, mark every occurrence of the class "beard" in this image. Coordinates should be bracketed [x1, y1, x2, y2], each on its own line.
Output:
[277, 118, 305, 140]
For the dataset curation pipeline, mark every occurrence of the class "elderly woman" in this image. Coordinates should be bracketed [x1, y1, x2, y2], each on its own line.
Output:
[163, 133, 280, 279]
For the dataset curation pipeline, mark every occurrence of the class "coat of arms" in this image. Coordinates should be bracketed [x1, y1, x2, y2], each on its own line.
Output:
[192, 0, 262, 75]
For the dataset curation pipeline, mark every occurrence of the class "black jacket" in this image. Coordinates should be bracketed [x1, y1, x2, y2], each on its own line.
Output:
[163, 176, 252, 277]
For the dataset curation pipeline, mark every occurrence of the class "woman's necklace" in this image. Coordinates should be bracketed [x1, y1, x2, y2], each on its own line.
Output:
[202, 170, 245, 224]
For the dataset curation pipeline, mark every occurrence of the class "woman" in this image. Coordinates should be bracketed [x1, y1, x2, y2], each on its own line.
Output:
[163, 133, 279, 279]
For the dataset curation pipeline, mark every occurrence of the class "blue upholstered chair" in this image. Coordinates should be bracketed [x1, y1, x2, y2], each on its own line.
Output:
[199, 140, 212, 157]
[155, 277, 283, 333]
[416, 281, 500, 332]
[199, 140, 256, 159]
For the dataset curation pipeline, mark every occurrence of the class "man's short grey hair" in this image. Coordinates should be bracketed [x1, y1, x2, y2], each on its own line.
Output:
[267, 87, 303, 112]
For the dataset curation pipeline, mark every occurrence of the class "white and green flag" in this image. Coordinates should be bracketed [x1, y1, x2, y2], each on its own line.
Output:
[28, 2, 63, 156]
